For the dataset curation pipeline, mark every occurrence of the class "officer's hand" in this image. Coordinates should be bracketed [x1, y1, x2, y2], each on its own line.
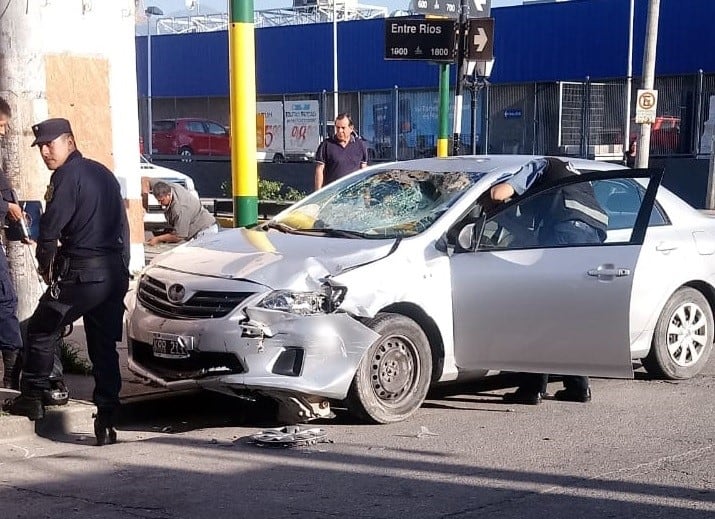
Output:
[21, 237, 35, 245]
[6, 202, 23, 221]
[146, 237, 160, 247]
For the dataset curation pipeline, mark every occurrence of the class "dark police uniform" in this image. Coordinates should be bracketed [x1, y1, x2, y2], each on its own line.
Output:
[0, 167, 23, 388]
[503, 157, 608, 403]
[18, 136, 129, 424]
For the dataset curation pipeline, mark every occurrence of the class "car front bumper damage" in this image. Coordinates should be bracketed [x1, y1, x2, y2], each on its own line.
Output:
[126, 303, 380, 422]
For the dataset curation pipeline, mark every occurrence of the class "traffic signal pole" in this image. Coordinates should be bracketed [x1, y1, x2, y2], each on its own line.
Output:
[437, 64, 450, 157]
[452, 0, 469, 156]
[229, 0, 258, 227]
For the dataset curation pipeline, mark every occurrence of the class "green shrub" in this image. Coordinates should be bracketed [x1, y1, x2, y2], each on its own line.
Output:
[220, 178, 305, 202]
[60, 341, 93, 376]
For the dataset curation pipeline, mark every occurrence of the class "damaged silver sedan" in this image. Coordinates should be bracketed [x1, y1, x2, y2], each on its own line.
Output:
[125, 155, 715, 423]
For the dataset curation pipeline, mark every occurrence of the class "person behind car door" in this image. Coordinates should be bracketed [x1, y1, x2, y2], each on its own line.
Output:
[489, 157, 608, 405]
[142, 178, 218, 246]
[3, 118, 130, 447]
[314, 113, 368, 190]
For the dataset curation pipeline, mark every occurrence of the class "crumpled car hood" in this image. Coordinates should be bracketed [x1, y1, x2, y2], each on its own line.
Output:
[150, 227, 398, 288]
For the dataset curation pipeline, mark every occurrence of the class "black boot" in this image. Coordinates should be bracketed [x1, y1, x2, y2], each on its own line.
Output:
[2, 350, 20, 390]
[3, 391, 45, 421]
[43, 379, 69, 406]
[93, 407, 118, 446]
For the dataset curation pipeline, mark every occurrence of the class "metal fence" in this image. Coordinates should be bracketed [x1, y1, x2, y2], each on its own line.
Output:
[140, 70, 715, 162]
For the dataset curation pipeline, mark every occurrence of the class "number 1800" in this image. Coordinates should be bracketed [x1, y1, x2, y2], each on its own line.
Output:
[431, 48, 450, 57]
[390, 47, 408, 56]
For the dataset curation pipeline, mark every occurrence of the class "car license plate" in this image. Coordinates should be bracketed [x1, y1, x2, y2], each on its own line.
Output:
[152, 333, 194, 359]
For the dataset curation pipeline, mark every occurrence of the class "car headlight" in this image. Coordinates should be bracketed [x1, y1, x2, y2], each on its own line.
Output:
[257, 285, 347, 315]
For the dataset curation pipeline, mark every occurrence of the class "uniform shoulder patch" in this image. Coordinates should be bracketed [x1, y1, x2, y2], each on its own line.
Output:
[44, 183, 54, 202]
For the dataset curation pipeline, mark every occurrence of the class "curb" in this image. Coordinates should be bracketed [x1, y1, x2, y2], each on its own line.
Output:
[0, 387, 186, 442]
[1, 389, 97, 442]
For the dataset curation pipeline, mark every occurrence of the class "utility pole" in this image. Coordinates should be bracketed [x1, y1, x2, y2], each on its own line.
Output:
[635, 0, 660, 169]
[0, 1, 48, 324]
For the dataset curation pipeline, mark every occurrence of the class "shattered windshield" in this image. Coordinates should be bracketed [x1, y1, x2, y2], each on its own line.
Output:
[274, 168, 486, 238]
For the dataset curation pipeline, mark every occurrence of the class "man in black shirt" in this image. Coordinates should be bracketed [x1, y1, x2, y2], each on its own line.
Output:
[4, 118, 130, 446]
[314, 113, 368, 190]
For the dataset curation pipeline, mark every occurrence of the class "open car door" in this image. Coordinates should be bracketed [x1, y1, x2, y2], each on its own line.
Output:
[450, 168, 663, 378]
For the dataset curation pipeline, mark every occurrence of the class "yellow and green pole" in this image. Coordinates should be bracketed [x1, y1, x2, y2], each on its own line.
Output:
[229, 0, 258, 227]
[437, 63, 450, 157]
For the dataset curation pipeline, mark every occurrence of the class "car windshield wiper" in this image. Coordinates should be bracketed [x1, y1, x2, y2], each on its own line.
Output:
[262, 220, 297, 233]
[297, 227, 369, 239]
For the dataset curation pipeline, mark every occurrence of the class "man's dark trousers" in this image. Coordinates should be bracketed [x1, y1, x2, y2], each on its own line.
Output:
[21, 254, 128, 409]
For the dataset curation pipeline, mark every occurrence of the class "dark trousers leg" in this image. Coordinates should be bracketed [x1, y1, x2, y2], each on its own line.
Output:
[517, 373, 548, 394]
[84, 296, 123, 410]
[562, 375, 589, 392]
[2, 350, 19, 389]
[21, 299, 77, 393]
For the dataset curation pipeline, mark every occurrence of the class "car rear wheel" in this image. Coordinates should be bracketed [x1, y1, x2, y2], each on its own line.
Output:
[273, 153, 285, 163]
[347, 313, 432, 424]
[642, 287, 714, 379]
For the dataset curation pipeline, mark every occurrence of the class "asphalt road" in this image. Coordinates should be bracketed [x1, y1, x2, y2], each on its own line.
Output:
[1, 359, 713, 519]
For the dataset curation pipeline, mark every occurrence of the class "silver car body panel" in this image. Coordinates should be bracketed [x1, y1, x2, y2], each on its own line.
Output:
[126, 155, 715, 406]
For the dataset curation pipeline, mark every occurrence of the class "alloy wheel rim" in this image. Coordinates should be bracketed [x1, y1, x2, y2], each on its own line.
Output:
[667, 302, 707, 367]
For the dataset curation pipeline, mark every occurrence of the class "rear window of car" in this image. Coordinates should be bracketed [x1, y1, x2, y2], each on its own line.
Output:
[153, 121, 176, 132]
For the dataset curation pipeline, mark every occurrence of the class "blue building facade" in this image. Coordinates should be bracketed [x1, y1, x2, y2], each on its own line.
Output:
[136, 0, 715, 98]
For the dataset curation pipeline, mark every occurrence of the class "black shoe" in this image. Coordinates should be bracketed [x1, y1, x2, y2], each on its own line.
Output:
[3, 394, 45, 421]
[502, 390, 542, 405]
[93, 408, 118, 446]
[554, 388, 592, 403]
[43, 380, 69, 406]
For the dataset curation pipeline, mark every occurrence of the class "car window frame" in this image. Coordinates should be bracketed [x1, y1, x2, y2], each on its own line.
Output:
[450, 168, 664, 253]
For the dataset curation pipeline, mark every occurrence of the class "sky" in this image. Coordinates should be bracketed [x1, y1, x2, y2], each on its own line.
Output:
[146, 0, 526, 17]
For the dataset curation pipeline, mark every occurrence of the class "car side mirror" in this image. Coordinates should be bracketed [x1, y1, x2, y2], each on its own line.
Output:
[452, 215, 485, 253]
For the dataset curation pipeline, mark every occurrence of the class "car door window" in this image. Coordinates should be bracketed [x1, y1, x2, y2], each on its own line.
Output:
[477, 173, 660, 251]
[206, 122, 227, 135]
[593, 178, 668, 231]
[186, 121, 206, 133]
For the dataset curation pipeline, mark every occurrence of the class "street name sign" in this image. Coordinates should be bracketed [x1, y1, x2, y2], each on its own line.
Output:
[409, 0, 491, 19]
[384, 18, 457, 62]
[465, 17, 494, 61]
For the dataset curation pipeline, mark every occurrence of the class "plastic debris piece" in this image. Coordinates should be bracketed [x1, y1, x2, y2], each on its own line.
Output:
[249, 425, 328, 448]
[416, 426, 438, 438]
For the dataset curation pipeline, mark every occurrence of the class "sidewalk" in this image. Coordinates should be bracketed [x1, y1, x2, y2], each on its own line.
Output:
[0, 318, 169, 442]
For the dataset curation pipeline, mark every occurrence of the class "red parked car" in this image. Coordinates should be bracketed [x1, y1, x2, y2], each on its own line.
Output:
[152, 118, 230, 158]
[630, 115, 680, 153]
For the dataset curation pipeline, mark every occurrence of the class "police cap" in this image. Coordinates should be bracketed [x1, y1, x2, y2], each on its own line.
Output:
[31, 118, 73, 146]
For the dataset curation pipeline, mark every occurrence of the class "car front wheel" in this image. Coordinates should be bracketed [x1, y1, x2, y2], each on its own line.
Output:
[347, 313, 432, 424]
[642, 287, 714, 379]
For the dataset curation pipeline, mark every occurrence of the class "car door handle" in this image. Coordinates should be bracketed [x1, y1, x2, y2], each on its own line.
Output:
[587, 266, 631, 278]
[655, 241, 678, 252]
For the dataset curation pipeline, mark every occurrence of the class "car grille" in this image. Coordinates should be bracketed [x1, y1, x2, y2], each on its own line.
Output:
[138, 275, 252, 319]
[131, 340, 244, 381]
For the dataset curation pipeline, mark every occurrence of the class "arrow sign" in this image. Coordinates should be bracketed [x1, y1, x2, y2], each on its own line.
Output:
[466, 17, 494, 60]
[409, 0, 491, 19]
[472, 27, 488, 52]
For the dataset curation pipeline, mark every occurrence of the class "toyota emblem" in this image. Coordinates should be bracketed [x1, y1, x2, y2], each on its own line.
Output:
[167, 284, 186, 303]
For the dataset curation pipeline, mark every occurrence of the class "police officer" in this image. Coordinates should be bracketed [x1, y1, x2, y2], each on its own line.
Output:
[489, 157, 608, 405]
[3, 118, 130, 446]
[0, 97, 23, 389]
